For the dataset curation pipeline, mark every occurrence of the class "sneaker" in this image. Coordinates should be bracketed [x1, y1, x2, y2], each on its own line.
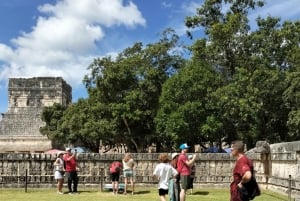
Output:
[57, 191, 64, 195]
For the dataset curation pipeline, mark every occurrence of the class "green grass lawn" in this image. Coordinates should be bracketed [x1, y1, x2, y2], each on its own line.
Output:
[0, 187, 288, 201]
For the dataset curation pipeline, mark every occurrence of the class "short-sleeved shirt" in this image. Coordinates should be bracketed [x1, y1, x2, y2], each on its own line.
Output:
[153, 163, 178, 190]
[177, 153, 190, 176]
[122, 158, 134, 171]
[230, 155, 253, 201]
[63, 154, 77, 172]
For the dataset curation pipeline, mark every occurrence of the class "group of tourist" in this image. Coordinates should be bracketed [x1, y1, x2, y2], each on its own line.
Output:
[152, 141, 260, 201]
[53, 140, 260, 201]
[53, 150, 136, 195]
[53, 147, 80, 195]
[153, 143, 196, 201]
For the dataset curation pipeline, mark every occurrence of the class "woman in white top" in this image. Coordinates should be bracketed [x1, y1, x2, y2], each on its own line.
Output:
[54, 151, 65, 194]
[122, 153, 135, 195]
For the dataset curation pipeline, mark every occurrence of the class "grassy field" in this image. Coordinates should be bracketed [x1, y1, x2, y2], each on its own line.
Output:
[0, 187, 289, 201]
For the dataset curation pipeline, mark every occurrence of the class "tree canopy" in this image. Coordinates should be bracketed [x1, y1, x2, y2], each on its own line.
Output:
[41, 0, 300, 152]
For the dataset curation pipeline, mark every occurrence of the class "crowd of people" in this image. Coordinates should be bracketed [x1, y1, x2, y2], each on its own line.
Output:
[53, 140, 260, 201]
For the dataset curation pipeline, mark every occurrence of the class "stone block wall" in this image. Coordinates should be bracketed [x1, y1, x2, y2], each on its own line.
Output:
[0, 153, 263, 187]
[0, 152, 299, 197]
[0, 77, 72, 153]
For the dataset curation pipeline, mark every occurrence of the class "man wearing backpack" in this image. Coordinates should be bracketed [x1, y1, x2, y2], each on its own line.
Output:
[109, 161, 122, 195]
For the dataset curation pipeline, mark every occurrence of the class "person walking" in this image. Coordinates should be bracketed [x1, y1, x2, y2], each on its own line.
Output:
[230, 140, 260, 201]
[109, 160, 122, 195]
[54, 151, 65, 194]
[63, 148, 80, 194]
[153, 153, 178, 201]
[169, 153, 180, 201]
[177, 143, 196, 201]
[122, 153, 135, 195]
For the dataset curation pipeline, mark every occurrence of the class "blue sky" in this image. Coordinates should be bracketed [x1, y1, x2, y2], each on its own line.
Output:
[0, 0, 299, 114]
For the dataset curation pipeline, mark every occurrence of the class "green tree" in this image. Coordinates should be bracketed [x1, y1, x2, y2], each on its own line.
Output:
[40, 103, 66, 147]
[155, 61, 223, 150]
[183, 0, 300, 148]
[83, 29, 185, 152]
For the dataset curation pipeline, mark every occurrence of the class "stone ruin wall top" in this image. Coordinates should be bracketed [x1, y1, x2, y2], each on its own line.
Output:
[0, 77, 72, 152]
[8, 77, 72, 113]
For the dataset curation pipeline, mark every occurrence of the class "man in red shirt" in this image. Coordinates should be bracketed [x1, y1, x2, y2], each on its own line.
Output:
[63, 148, 80, 194]
[230, 140, 259, 201]
[177, 143, 196, 201]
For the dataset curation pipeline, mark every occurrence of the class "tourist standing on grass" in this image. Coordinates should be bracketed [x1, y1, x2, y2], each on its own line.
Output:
[153, 153, 178, 201]
[230, 140, 260, 201]
[122, 153, 135, 195]
[177, 143, 196, 201]
[187, 154, 196, 195]
[109, 160, 122, 195]
[169, 153, 180, 201]
[54, 151, 65, 194]
[64, 148, 80, 194]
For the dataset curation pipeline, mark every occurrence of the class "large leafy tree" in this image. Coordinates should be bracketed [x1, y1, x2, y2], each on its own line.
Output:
[183, 0, 300, 148]
[155, 61, 223, 150]
[82, 29, 185, 152]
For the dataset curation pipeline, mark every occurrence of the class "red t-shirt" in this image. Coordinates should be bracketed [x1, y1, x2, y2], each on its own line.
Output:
[110, 161, 122, 173]
[177, 153, 190, 176]
[230, 155, 253, 201]
[63, 154, 77, 172]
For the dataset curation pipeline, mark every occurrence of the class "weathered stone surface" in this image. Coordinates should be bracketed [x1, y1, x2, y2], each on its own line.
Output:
[0, 77, 72, 153]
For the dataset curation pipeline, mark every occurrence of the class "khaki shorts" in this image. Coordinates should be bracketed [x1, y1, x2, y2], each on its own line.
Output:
[180, 175, 190, 190]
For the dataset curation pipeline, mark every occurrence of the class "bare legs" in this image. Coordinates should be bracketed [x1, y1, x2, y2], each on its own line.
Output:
[180, 189, 186, 201]
[57, 178, 64, 194]
[112, 181, 118, 194]
[160, 195, 167, 201]
[124, 176, 134, 195]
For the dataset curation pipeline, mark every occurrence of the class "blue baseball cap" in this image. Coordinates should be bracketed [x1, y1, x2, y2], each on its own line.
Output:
[179, 143, 190, 150]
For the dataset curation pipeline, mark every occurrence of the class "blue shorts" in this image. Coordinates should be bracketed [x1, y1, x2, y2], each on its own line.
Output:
[123, 169, 133, 177]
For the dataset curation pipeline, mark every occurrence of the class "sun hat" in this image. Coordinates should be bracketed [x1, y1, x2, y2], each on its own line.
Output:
[171, 153, 179, 159]
[179, 143, 190, 150]
[58, 151, 65, 156]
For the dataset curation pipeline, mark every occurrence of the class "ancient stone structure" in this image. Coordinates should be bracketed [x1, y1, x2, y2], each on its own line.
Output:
[0, 77, 72, 153]
[0, 150, 299, 199]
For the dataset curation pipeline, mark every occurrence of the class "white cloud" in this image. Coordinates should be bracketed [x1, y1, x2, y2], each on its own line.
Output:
[0, 0, 146, 89]
[258, 0, 300, 21]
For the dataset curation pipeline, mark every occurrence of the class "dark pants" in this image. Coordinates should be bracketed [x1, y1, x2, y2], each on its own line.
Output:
[66, 171, 78, 193]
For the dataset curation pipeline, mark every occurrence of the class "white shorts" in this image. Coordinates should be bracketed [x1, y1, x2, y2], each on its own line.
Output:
[54, 171, 64, 180]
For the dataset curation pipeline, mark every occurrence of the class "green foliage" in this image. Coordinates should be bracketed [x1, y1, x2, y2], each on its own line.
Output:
[155, 61, 223, 150]
[40, 103, 66, 141]
[41, 0, 300, 151]
[81, 29, 185, 152]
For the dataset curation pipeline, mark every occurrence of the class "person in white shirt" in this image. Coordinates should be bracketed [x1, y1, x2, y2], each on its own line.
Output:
[122, 153, 135, 195]
[153, 153, 178, 201]
[54, 151, 65, 194]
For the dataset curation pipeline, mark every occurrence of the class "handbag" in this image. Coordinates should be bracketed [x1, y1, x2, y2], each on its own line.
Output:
[239, 176, 261, 200]
[58, 170, 65, 176]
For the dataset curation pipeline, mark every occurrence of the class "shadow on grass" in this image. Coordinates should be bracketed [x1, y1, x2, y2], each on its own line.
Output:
[192, 191, 209, 195]
[134, 190, 151, 195]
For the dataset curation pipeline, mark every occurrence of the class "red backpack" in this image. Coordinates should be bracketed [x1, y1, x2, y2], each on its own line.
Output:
[110, 161, 122, 173]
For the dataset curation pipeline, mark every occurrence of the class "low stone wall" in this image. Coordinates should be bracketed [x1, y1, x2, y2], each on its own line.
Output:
[0, 152, 299, 197]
